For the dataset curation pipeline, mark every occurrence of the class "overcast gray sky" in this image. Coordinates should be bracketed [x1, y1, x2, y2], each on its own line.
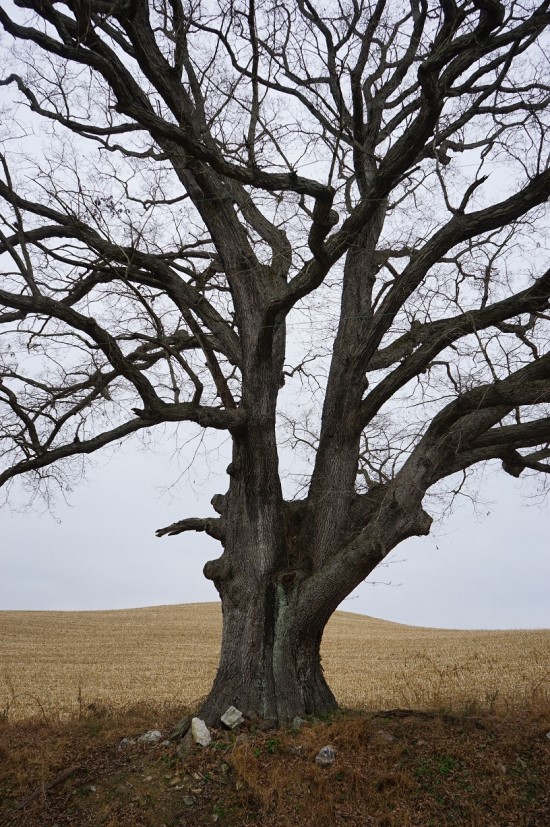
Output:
[0, 5, 548, 631]
[1, 431, 548, 629]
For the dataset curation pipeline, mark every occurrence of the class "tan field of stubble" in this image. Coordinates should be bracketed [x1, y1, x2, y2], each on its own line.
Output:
[1, 602, 548, 721]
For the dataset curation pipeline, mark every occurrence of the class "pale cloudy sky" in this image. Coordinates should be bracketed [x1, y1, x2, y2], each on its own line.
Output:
[1, 430, 548, 629]
[0, 7, 548, 631]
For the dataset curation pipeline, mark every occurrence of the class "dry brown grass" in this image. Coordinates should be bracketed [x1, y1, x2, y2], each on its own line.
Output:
[1, 704, 549, 826]
[322, 610, 550, 714]
[1, 602, 549, 721]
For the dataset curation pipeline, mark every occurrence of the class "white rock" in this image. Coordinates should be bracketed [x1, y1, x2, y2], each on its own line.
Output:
[315, 745, 336, 767]
[137, 729, 163, 743]
[191, 717, 212, 746]
[221, 706, 245, 729]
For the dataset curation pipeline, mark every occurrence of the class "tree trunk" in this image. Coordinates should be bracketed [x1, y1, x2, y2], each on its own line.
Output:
[199, 572, 337, 726]
[196, 311, 340, 725]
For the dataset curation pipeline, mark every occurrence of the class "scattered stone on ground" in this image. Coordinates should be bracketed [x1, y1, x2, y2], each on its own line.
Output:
[117, 737, 135, 749]
[221, 706, 245, 729]
[169, 715, 191, 741]
[191, 717, 211, 746]
[315, 745, 336, 767]
[292, 716, 306, 730]
[137, 729, 163, 743]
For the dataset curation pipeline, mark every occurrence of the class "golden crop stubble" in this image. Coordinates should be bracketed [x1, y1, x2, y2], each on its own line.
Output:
[1, 604, 548, 720]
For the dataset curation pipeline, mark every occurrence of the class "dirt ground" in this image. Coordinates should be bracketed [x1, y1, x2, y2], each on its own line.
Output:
[1, 704, 549, 827]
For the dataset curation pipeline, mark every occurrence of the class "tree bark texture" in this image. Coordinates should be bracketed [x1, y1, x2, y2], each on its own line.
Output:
[200, 574, 337, 725]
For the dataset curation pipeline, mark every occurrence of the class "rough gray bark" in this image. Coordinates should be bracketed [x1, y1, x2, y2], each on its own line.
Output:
[1, 1, 550, 724]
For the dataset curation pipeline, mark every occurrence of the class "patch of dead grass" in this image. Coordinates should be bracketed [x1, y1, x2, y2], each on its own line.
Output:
[1, 705, 549, 826]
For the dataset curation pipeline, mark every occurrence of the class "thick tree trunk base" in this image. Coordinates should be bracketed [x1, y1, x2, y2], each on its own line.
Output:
[198, 581, 337, 727]
[199, 660, 338, 727]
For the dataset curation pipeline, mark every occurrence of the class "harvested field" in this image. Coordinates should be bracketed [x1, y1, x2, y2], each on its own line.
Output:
[1, 602, 548, 721]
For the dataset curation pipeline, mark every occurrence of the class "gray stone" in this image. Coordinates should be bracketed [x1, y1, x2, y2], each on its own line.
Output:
[118, 737, 136, 749]
[221, 705, 245, 729]
[292, 716, 306, 730]
[315, 745, 336, 767]
[169, 715, 191, 741]
[191, 717, 211, 746]
[137, 729, 163, 743]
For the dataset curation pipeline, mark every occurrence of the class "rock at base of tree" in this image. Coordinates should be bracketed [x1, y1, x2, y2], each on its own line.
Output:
[221, 706, 245, 729]
[137, 729, 163, 743]
[292, 716, 307, 730]
[315, 745, 336, 767]
[191, 717, 212, 746]
[169, 715, 191, 741]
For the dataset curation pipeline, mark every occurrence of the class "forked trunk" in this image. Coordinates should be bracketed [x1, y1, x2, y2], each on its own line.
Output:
[199, 574, 337, 726]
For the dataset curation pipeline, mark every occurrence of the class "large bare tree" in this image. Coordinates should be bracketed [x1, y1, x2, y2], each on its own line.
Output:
[1, 0, 550, 724]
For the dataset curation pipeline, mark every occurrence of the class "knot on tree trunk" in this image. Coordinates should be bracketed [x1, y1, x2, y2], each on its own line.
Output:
[211, 493, 226, 514]
[203, 554, 233, 587]
[273, 568, 309, 591]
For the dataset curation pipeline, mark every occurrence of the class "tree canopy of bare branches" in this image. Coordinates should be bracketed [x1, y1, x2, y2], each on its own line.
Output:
[1, 0, 550, 723]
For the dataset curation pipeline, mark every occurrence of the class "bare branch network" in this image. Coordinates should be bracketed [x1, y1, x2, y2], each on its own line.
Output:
[1, 0, 550, 722]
